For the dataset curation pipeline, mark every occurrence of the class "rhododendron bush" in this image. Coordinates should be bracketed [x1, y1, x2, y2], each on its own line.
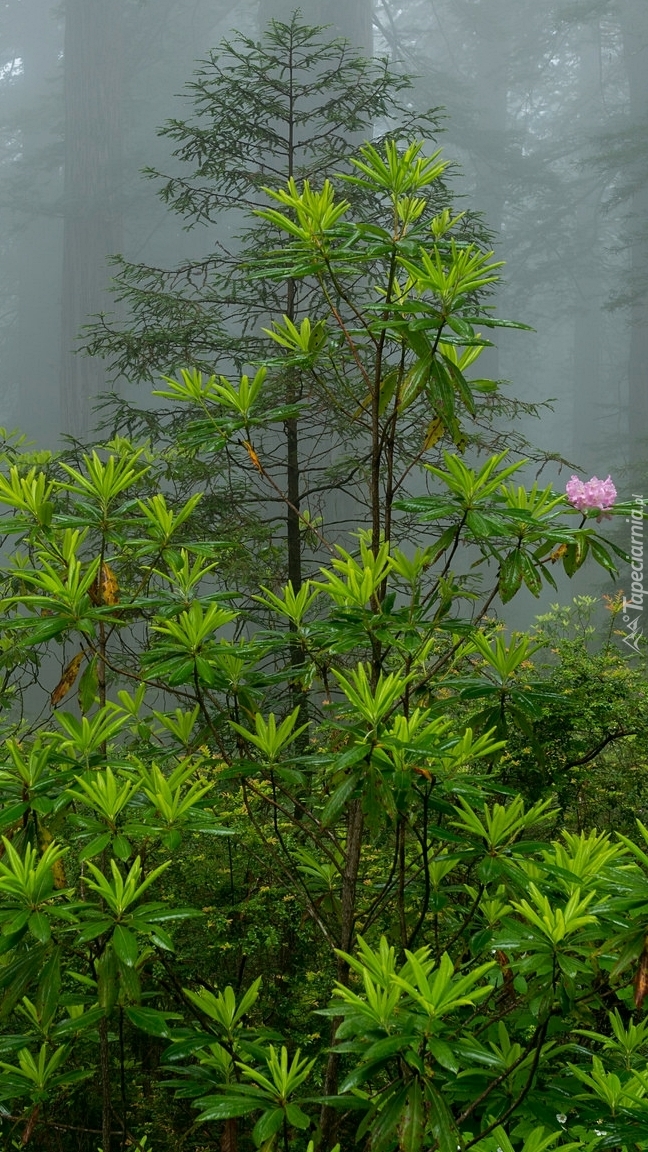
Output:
[0, 132, 646, 1152]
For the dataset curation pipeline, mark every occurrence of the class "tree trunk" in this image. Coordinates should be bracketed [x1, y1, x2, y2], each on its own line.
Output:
[320, 797, 364, 1148]
[571, 20, 605, 463]
[619, 0, 648, 472]
[2, 0, 62, 440]
[60, 0, 124, 439]
[459, 0, 509, 383]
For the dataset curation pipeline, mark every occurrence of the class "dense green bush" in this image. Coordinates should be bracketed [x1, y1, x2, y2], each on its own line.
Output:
[0, 125, 646, 1152]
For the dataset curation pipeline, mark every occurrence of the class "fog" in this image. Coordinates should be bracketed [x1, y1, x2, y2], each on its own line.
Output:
[1, 0, 646, 493]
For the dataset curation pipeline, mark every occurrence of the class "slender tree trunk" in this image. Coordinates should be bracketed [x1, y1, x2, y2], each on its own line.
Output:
[60, 0, 124, 439]
[320, 798, 364, 1147]
[285, 30, 302, 597]
[99, 1015, 112, 1152]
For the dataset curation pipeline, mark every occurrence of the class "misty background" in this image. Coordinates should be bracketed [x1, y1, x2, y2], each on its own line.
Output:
[0, 0, 646, 498]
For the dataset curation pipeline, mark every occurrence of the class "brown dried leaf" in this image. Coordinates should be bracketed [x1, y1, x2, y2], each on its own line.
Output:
[50, 652, 84, 708]
[634, 941, 648, 1008]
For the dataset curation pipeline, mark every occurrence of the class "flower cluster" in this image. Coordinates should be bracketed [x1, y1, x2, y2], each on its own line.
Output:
[565, 474, 616, 515]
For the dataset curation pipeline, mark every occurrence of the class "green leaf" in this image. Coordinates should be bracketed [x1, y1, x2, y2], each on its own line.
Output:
[150, 926, 175, 952]
[520, 551, 543, 597]
[445, 315, 475, 340]
[466, 510, 498, 538]
[321, 773, 359, 825]
[285, 1102, 311, 1130]
[588, 536, 619, 575]
[0, 803, 29, 832]
[253, 1107, 288, 1145]
[196, 1096, 261, 1122]
[461, 316, 534, 331]
[78, 656, 99, 714]
[399, 1079, 424, 1152]
[112, 924, 138, 968]
[96, 946, 119, 1011]
[76, 917, 113, 943]
[427, 1037, 459, 1073]
[28, 912, 51, 944]
[499, 550, 523, 602]
[161, 829, 182, 851]
[52, 1006, 106, 1038]
[118, 960, 141, 1002]
[112, 835, 132, 862]
[125, 1006, 182, 1038]
[78, 833, 112, 862]
[161, 1032, 216, 1061]
[36, 948, 61, 1026]
[426, 1084, 460, 1152]
[0, 946, 48, 1018]
[19, 617, 70, 645]
[562, 538, 588, 577]
[364, 1086, 408, 1149]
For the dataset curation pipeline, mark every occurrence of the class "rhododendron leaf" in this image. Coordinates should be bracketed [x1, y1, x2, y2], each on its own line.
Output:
[588, 538, 619, 575]
[499, 551, 524, 602]
[520, 552, 543, 596]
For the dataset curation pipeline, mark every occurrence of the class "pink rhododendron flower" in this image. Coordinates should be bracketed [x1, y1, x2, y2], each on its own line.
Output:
[565, 474, 616, 515]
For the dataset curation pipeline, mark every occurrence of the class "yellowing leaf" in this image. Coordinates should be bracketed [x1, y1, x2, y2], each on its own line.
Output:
[50, 652, 84, 707]
[242, 440, 263, 473]
[423, 417, 444, 451]
[550, 543, 568, 564]
[38, 825, 67, 889]
[89, 562, 120, 606]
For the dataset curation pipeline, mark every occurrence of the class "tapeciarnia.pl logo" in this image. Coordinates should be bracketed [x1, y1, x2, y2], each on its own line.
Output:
[622, 494, 645, 653]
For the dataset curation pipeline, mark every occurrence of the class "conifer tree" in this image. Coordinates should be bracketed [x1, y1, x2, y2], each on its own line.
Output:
[83, 13, 458, 596]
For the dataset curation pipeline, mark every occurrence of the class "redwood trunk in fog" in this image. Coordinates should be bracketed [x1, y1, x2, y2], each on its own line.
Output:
[461, 0, 509, 383]
[3, 0, 61, 439]
[619, 0, 648, 472]
[60, 0, 123, 439]
[571, 21, 605, 461]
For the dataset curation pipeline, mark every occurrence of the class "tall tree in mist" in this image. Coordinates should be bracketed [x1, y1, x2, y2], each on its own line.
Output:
[0, 0, 234, 440]
[60, 0, 124, 439]
[0, 0, 62, 434]
[570, 17, 607, 459]
[618, 0, 648, 470]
